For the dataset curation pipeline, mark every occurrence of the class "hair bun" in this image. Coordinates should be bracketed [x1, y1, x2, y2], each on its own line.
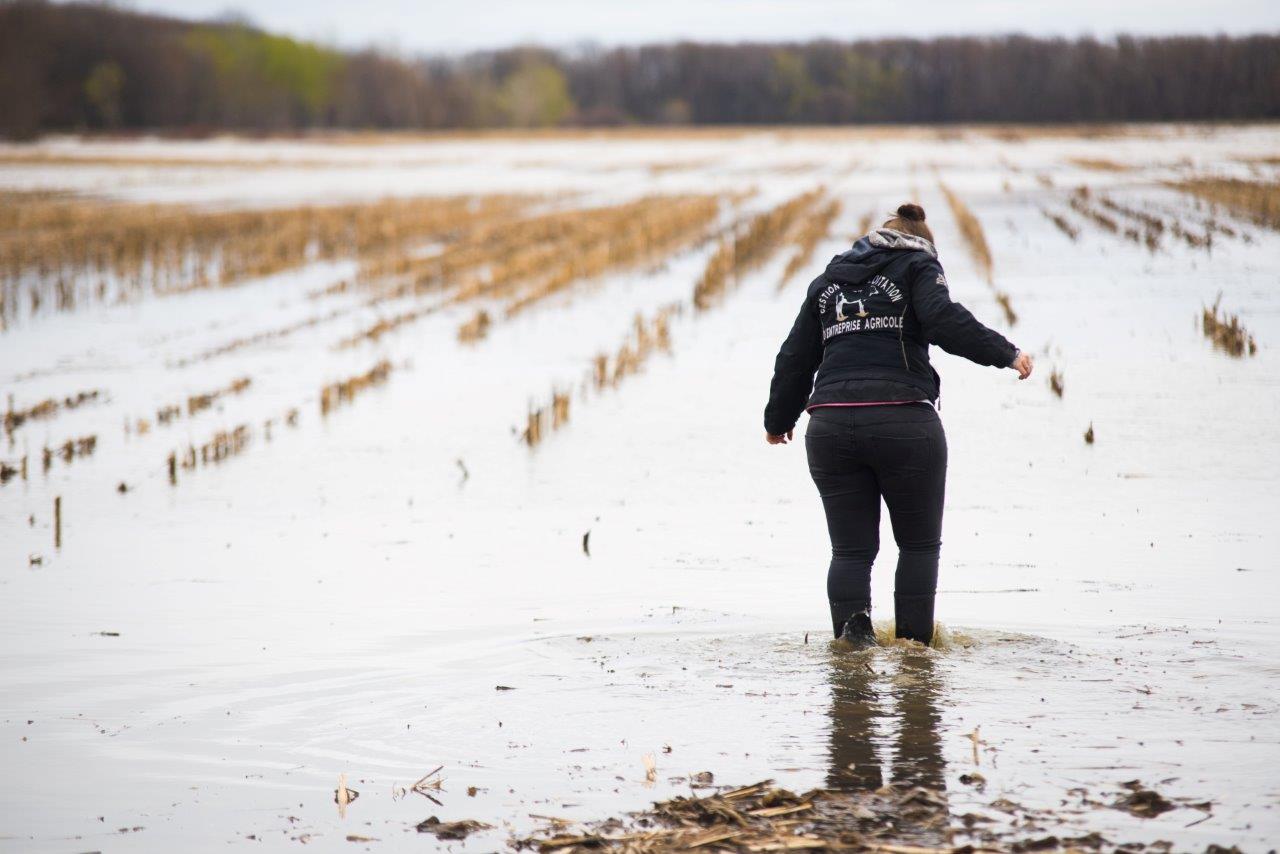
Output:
[896, 203, 926, 222]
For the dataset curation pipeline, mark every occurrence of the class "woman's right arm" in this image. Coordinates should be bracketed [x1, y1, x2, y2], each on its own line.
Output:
[911, 259, 1022, 370]
[763, 292, 823, 438]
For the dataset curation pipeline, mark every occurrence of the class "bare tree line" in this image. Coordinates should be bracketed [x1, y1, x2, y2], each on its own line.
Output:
[1, 0, 1277, 138]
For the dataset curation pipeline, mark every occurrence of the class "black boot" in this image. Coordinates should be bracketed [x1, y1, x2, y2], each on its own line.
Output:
[831, 599, 878, 648]
[894, 592, 935, 647]
[830, 599, 867, 639]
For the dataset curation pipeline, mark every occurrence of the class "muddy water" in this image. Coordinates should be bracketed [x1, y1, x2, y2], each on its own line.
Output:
[1, 128, 1278, 851]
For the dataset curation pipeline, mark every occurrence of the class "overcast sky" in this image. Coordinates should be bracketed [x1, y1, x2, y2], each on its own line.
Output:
[103, 0, 1280, 55]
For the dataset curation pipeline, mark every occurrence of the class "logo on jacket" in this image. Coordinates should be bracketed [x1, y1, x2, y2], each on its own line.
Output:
[819, 275, 907, 342]
[835, 293, 867, 321]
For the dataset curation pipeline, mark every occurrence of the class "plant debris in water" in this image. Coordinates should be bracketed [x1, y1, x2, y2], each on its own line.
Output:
[319, 359, 393, 416]
[516, 779, 953, 852]
[1112, 781, 1176, 818]
[3, 389, 102, 435]
[516, 776, 1224, 853]
[417, 816, 493, 839]
[1200, 294, 1257, 357]
[1048, 368, 1064, 398]
[1173, 177, 1280, 231]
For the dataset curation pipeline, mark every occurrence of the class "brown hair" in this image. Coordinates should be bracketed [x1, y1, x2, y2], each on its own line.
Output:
[882, 203, 935, 245]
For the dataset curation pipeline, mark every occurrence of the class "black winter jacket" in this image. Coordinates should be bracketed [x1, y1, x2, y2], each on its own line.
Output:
[763, 228, 1018, 435]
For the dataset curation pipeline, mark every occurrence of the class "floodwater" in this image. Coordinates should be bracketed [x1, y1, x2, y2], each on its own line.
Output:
[1, 126, 1278, 851]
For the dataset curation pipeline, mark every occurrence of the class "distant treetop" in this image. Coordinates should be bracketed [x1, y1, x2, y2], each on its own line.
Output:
[1, 1, 1277, 138]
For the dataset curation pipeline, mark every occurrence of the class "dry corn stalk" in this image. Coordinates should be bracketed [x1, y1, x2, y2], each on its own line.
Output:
[694, 189, 823, 310]
[1069, 157, 1132, 172]
[0, 189, 526, 329]
[780, 196, 842, 288]
[457, 309, 492, 343]
[3, 389, 101, 435]
[522, 387, 571, 447]
[1172, 177, 1280, 231]
[594, 304, 681, 390]
[1201, 294, 1257, 357]
[1040, 208, 1080, 241]
[937, 181, 993, 283]
[319, 360, 393, 415]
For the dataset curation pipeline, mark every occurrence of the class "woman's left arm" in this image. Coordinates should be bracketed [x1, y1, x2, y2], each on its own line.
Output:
[764, 292, 823, 441]
[911, 259, 1020, 369]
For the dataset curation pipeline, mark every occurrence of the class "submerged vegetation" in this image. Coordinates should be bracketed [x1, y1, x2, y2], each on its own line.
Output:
[1066, 185, 1243, 251]
[935, 181, 1018, 326]
[937, 181, 993, 284]
[1202, 295, 1258, 357]
[345, 194, 719, 344]
[521, 388, 572, 448]
[1173, 177, 1280, 231]
[1049, 368, 1065, 398]
[595, 306, 680, 391]
[42, 435, 97, 473]
[1069, 157, 1133, 172]
[694, 190, 824, 310]
[780, 197, 842, 288]
[3, 389, 102, 436]
[1041, 208, 1080, 241]
[319, 360, 393, 416]
[993, 291, 1018, 326]
[523, 304, 680, 448]
[0, 190, 526, 329]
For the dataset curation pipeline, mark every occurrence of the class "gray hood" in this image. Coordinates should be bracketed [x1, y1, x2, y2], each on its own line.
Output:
[824, 227, 937, 285]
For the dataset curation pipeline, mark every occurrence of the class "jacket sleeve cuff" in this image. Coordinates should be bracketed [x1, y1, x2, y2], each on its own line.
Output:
[764, 415, 795, 436]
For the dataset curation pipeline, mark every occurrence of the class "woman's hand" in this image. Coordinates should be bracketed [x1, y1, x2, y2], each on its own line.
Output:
[766, 430, 794, 445]
[1010, 351, 1034, 380]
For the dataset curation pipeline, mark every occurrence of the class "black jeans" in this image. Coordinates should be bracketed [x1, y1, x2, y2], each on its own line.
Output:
[804, 404, 947, 644]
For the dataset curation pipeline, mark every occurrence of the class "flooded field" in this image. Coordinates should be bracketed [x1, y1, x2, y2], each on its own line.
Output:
[1, 125, 1278, 851]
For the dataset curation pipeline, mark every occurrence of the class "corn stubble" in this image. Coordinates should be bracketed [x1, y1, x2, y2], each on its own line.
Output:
[338, 194, 718, 346]
[3, 389, 102, 436]
[595, 305, 680, 391]
[1068, 186, 1232, 251]
[523, 305, 681, 449]
[1049, 368, 1065, 398]
[521, 389, 572, 448]
[780, 196, 842, 288]
[40, 435, 97, 473]
[0, 190, 525, 328]
[320, 360, 393, 416]
[1173, 177, 1280, 232]
[1201, 295, 1257, 358]
[525, 190, 829, 450]
[166, 408, 297, 485]
[937, 181, 993, 284]
[1069, 157, 1133, 172]
[1040, 208, 1081, 241]
[694, 189, 824, 310]
[126, 377, 253, 437]
[937, 181, 1017, 326]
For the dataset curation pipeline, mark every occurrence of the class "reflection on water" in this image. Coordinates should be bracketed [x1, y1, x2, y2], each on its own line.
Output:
[826, 648, 946, 793]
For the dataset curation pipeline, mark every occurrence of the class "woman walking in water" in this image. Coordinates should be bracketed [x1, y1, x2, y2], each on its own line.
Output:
[764, 203, 1033, 648]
